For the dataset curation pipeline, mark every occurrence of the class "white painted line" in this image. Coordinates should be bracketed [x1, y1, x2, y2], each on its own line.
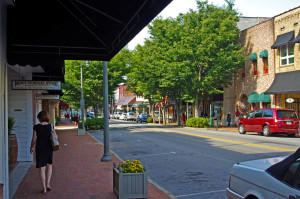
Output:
[176, 189, 225, 198]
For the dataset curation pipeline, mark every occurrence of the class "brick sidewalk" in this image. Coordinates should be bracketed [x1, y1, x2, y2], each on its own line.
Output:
[13, 120, 171, 199]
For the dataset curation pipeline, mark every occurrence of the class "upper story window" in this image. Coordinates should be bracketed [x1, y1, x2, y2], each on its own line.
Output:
[280, 44, 294, 66]
[252, 60, 258, 76]
[263, 58, 268, 74]
[249, 53, 258, 76]
[259, 50, 268, 74]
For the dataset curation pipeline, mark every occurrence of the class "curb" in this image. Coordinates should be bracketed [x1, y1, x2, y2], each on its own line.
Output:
[88, 132, 177, 199]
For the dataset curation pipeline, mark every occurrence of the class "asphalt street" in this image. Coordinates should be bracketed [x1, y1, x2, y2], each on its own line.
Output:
[90, 119, 300, 199]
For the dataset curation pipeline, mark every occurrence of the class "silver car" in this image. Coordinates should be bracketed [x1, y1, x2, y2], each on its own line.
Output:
[227, 148, 300, 199]
[125, 112, 135, 121]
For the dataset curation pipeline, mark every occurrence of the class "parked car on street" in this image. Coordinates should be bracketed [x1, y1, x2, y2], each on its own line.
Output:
[119, 113, 127, 120]
[238, 108, 299, 137]
[125, 112, 135, 121]
[87, 112, 94, 119]
[227, 148, 300, 199]
[136, 113, 150, 123]
[117, 112, 123, 119]
[113, 112, 118, 119]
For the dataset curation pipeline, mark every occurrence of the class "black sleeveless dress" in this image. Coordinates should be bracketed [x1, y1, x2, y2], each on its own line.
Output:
[33, 124, 53, 168]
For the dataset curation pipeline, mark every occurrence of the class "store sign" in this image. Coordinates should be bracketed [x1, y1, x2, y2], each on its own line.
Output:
[35, 95, 60, 100]
[286, 98, 294, 103]
[12, 80, 61, 90]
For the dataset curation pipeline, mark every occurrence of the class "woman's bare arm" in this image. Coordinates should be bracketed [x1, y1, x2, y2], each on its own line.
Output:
[30, 130, 36, 154]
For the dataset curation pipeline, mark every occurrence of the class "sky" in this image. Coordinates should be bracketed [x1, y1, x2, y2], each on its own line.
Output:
[128, 0, 300, 50]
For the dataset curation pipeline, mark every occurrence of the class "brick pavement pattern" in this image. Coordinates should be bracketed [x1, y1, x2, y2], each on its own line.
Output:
[13, 120, 170, 199]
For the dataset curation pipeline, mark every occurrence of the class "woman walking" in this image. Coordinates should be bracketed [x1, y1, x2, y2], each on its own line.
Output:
[30, 111, 58, 194]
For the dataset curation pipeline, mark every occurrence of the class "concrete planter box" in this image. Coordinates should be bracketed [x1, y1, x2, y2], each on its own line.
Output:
[113, 164, 148, 199]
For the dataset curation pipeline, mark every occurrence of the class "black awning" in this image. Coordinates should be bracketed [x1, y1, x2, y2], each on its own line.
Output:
[7, 0, 172, 62]
[271, 31, 294, 49]
[294, 31, 300, 43]
[265, 70, 300, 94]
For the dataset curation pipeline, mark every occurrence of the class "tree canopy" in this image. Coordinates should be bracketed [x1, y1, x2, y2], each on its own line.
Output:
[61, 48, 132, 110]
[127, 0, 244, 120]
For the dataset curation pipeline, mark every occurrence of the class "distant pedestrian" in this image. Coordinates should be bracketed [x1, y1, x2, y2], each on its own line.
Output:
[235, 108, 240, 126]
[227, 112, 231, 127]
[181, 113, 186, 125]
[30, 111, 58, 194]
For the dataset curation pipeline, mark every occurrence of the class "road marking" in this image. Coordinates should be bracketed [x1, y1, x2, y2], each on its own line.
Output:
[146, 128, 296, 152]
[176, 189, 225, 197]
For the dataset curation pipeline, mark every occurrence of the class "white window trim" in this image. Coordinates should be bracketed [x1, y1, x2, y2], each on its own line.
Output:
[280, 44, 294, 66]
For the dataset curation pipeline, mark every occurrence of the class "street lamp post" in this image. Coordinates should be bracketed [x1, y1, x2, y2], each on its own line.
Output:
[80, 60, 85, 129]
[101, 61, 112, 162]
[78, 60, 89, 136]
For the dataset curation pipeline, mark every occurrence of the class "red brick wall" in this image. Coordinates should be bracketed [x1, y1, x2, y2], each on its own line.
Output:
[119, 85, 135, 99]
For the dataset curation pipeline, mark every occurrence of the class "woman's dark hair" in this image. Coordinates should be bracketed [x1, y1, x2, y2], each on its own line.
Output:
[37, 111, 50, 123]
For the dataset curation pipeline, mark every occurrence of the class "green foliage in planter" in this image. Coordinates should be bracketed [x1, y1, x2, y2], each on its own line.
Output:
[85, 118, 104, 130]
[147, 117, 153, 123]
[8, 116, 16, 135]
[55, 116, 61, 122]
[186, 117, 209, 128]
[98, 113, 101, 116]
[118, 160, 144, 173]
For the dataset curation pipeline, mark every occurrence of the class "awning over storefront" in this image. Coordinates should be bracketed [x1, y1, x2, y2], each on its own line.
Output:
[117, 96, 136, 105]
[265, 70, 300, 94]
[133, 103, 148, 107]
[247, 92, 259, 103]
[259, 50, 268, 58]
[271, 31, 294, 49]
[259, 93, 271, 103]
[294, 31, 300, 43]
[8, 0, 172, 62]
[249, 53, 257, 60]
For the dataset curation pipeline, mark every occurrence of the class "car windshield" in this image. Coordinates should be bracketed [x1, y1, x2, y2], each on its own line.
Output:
[141, 114, 149, 117]
[276, 110, 298, 118]
[129, 113, 134, 115]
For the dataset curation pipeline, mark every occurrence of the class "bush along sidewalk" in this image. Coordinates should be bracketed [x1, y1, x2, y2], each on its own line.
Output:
[85, 118, 104, 130]
[147, 117, 153, 123]
[186, 117, 209, 128]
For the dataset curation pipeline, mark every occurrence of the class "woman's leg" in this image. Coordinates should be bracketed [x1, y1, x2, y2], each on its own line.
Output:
[39, 166, 46, 190]
[46, 164, 53, 187]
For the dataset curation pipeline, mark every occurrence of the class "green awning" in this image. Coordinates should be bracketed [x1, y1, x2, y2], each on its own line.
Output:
[259, 93, 271, 103]
[248, 92, 259, 103]
[259, 50, 268, 58]
[249, 53, 258, 60]
[133, 104, 148, 107]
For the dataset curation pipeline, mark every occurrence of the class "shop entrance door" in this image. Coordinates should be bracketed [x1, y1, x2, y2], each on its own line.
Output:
[285, 98, 300, 117]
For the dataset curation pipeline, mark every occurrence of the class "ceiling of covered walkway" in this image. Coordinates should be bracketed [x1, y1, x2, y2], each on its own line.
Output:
[7, 0, 172, 71]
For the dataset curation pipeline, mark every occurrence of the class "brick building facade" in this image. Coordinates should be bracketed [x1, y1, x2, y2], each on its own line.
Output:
[234, 18, 275, 115]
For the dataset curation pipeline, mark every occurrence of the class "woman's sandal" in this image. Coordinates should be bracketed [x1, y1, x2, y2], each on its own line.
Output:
[41, 188, 47, 194]
[46, 186, 52, 192]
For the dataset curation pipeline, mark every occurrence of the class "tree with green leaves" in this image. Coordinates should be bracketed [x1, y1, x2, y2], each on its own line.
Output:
[61, 48, 132, 116]
[127, 0, 244, 124]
